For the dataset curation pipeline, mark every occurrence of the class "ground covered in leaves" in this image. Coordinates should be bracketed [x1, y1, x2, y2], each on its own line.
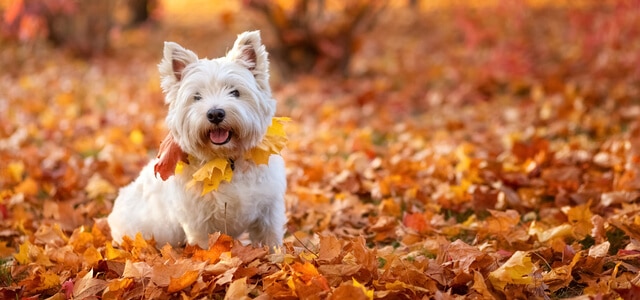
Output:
[2, 1, 640, 299]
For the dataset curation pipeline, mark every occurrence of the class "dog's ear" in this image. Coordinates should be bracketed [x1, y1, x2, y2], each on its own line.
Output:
[227, 31, 271, 92]
[159, 42, 198, 86]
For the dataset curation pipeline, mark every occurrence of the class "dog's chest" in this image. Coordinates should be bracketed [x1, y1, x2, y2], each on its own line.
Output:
[173, 161, 272, 229]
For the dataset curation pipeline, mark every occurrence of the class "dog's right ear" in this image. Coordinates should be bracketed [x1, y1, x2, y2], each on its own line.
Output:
[159, 42, 198, 91]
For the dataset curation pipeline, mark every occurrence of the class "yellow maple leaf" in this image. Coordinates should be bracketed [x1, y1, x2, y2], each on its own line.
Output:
[83, 246, 103, 267]
[13, 240, 52, 266]
[14, 241, 32, 264]
[488, 251, 535, 291]
[105, 241, 129, 260]
[352, 278, 374, 300]
[189, 157, 233, 195]
[245, 117, 289, 165]
[565, 200, 593, 239]
[39, 271, 61, 291]
[106, 278, 134, 294]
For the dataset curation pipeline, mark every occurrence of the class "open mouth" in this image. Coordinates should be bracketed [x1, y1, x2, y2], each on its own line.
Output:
[209, 128, 232, 145]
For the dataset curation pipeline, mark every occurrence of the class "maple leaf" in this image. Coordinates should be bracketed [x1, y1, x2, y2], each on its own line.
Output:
[82, 246, 103, 268]
[488, 251, 536, 291]
[224, 277, 251, 300]
[13, 241, 52, 266]
[403, 212, 430, 233]
[564, 200, 594, 239]
[188, 157, 234, 195]
[167, 269, 200, 293]
[245, 117, 290, 165]
[543, 251, 581, 292]
[192, 233, 233, 263]
[72, 269, 107, 298]
[103, 278, 134, 298]
[154, 133, 188, 181]
[352, 278, 374, 300]
[104, 241, 130, 261]
[317, 234, 343, 264]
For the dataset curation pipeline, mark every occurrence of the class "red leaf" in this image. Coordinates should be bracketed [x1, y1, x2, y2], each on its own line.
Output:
[403, 213, 429, 233]
[154, 134, 188, 181]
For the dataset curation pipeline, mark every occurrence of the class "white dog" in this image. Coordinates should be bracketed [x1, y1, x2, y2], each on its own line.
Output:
[108, 31, 287, 249]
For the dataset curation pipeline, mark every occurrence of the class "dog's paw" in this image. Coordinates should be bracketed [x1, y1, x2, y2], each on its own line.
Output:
[154, 133, 188, 180]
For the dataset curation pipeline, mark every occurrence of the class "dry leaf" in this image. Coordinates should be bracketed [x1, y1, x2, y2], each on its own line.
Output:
[224, 277, 251, 300]
[488, 251, 535, 291]
[154, 133, 188, 181]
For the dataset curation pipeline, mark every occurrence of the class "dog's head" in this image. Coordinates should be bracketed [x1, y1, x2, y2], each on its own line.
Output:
[158, 31, 276, 161]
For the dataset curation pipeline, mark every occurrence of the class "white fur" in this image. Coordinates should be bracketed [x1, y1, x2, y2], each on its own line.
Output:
[108, 31, 286, 248]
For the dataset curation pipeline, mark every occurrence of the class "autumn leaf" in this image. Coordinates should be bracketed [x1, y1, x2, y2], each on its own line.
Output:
[72, 270, 107, 299]
[192, 233, 233, 263]
[154, 133, 188, 181]
[188, 157, 234, 195]
[82, 246, 103, 267]
[167, 270, 200, 293]
[245, 117, 290, 165]
[403, 212, 430, 233]
[14, 241, 52, 266]
[564, 200, 594, 239]
[543, 250, 582, 292]
[351, 278, 374, 300]
[224, 277, 251, 300]
[488, 251, 536, 291]
[317, 234, 342, 264]
[104, 241, 130, 261]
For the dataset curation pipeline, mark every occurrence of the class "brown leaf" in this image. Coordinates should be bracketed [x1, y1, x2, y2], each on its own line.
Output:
[231, 240, 268, 263]
[317, 234, 342, 264]
[224, 277, 251, 300]
[330, 284, 369, 300]
[73, 269, 107, 299]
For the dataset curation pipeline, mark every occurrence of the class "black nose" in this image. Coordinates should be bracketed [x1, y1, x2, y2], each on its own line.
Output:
[207, 108, 225, 124]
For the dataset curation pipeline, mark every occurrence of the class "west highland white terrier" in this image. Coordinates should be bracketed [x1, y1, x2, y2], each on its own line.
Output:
[108, 31, 287, 249]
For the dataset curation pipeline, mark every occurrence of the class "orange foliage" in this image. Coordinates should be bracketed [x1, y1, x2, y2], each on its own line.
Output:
[1, 0, 640, 298]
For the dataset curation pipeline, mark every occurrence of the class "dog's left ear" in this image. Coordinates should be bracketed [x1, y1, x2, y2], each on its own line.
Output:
[227, 30, 271, 93]
[159, 42, 199, 102]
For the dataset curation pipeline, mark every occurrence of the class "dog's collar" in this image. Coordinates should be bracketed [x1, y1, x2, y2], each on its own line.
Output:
[177, 117, 289, 196]
[229, 158, 235, 171]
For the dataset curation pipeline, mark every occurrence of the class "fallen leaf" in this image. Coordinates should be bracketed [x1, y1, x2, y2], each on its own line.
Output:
[73, 269, 107, 298]
[167, 269, 200, 293]
[224, 277, 251, 300]
[488, 251, 536, 292]
[317, 234, 342, 264]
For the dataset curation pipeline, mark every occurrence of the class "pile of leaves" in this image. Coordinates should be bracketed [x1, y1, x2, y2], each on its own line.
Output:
[1, 0, 640, 298]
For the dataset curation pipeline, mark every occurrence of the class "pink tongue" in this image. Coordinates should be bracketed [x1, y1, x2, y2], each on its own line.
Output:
[210, 129, 230, 144]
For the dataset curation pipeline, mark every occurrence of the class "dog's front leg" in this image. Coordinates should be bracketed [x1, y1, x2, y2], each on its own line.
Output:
[248, 211, 285, 248]
[182, 223, 209, 249]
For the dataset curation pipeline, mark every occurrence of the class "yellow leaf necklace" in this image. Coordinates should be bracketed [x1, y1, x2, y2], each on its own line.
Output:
[175, 117, 289, 195]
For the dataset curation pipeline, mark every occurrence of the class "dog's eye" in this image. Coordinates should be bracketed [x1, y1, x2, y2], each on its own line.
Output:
[193, 93, 202, 101]
[230, 90, 240, 98]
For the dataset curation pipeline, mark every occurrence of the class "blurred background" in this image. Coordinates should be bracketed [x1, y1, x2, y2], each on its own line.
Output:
[3, 0, 638, 82]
